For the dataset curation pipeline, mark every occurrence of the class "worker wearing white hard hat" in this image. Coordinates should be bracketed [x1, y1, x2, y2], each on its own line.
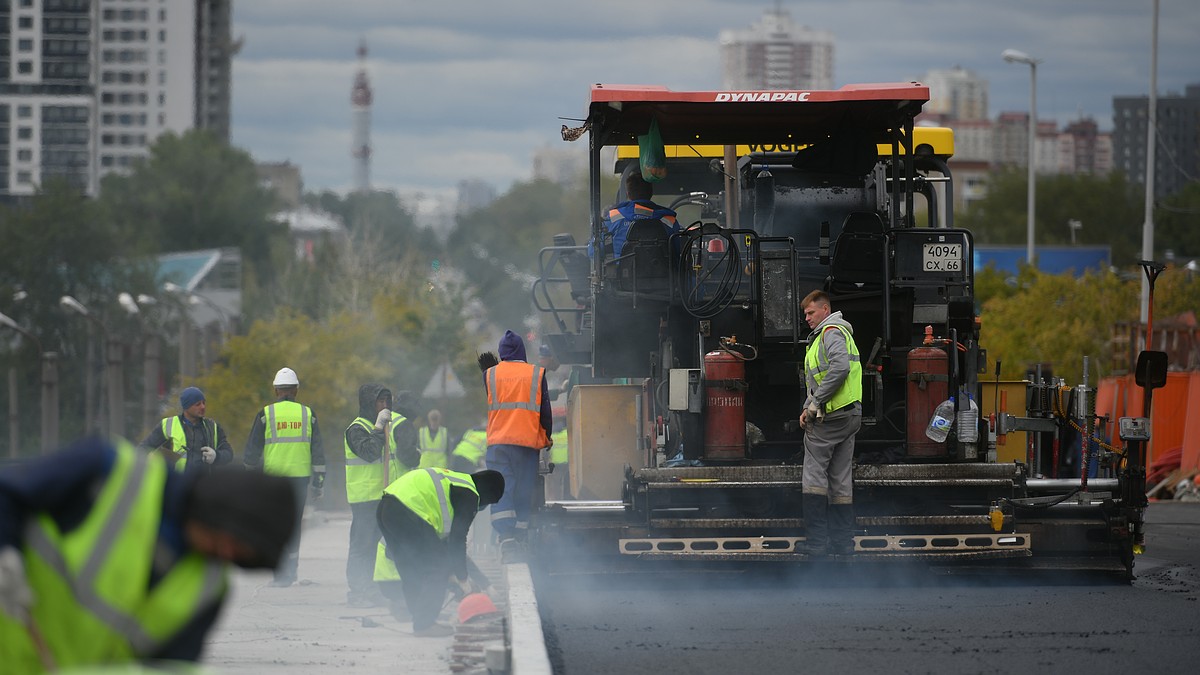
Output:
[243, 367, 328, 586]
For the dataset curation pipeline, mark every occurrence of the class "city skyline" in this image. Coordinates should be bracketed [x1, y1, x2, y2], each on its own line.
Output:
[230, 0, 1199, 197]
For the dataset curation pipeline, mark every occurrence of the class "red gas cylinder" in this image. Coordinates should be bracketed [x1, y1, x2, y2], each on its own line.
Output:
[703, 349, 747, 460]
[907, 326, 950, 458]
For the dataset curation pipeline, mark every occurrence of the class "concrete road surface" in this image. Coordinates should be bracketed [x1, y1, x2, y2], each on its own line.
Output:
[204, 510, 457, 673]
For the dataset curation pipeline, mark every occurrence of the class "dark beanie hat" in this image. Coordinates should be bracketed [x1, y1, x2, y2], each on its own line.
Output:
[185, 468, 297, 569]
[471, 470, 505, 506]
[180, 386, 205, 410]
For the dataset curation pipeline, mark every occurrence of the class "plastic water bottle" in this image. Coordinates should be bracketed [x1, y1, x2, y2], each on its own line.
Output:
[926, 397, 955, 443]
[957, 394, 979, 444]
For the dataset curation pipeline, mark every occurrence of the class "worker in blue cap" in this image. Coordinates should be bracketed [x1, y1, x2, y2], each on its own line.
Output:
[137, 386, 233, 473]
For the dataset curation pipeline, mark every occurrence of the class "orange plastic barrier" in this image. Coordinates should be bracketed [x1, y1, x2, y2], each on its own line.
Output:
[1097, 372, 1200, 471]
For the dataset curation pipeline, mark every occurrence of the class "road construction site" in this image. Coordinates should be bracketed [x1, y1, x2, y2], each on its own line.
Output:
[205, 502, 1199, 675]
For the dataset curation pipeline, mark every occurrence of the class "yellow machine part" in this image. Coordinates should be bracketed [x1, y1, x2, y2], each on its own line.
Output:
[567, 384, 643, 500]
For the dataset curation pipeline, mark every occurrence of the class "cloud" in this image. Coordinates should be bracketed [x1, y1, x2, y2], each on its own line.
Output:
[231, 0, 1200, 195]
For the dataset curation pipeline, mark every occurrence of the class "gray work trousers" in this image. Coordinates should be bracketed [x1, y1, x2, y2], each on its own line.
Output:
[802, 409, 861, 504]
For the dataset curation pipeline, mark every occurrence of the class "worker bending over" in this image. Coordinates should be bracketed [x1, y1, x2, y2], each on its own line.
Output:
[377, 467, 504, 637]
[0, 436, 295, 671]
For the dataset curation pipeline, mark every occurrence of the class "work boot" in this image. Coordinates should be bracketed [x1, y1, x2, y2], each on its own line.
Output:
[828, 503, 857, 556]
[799, 494, 829, 558]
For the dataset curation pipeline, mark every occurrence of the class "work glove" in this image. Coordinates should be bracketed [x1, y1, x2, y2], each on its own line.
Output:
[800, 400, 823, 429]
[0, 547, 33, 619]
[310, 471, 325, 500]
[200, 446, 217, 464]
[375, 408, 392, 430]
[450, 575, 478, 599]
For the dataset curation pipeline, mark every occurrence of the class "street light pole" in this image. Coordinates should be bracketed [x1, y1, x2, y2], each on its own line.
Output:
[61, 295, 125, 439]
[0, 310, 59, 455]
[1003, 48, 1041, 268]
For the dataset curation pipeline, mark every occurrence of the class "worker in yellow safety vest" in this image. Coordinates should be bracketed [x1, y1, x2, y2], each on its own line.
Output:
[798, 290, 862, 558]
[344, 384, 416, 608]
[449, 424, 487, 474]
[376, 467, 504, 637]
[136, 386, 232, 474]
[417, 409, 450, 469]
[243, 367, 328, 587]
[546, 410, 569, 500]
[0, 436, 296, 671]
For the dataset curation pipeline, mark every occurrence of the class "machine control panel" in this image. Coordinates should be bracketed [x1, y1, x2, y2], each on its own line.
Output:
[669, 369, 703, 413]
[1118, 417, 1151, 442]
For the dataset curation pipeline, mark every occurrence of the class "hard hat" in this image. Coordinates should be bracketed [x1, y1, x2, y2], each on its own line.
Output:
[273, 367, 300, 387]
[457, 592, 500, 624]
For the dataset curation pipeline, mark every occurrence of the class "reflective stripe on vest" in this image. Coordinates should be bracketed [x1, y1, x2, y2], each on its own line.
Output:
[10, 442, 226, 666]
[804, 323, 863, 413]
[486, 361, 549, 447]
[263, 401, 313, 478]
[382, 468, 478, 538]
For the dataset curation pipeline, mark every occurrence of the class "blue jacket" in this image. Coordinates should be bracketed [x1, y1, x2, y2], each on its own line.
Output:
[589, 200, 680, 259]
[0, 436, 216, 660]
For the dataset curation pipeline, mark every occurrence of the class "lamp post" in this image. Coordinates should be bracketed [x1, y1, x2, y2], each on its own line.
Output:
[0, 310, 59, 455]
[120, 292, 162, 437]
[163, 282, 231, 372]
[61, 295, 125, 439]
[1003, 48, 1041, 267]
[1067, 219, 1083, 246]
[163, 282, 198, 382]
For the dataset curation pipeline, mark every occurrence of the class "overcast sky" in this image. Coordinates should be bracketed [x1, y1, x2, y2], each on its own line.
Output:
[230, 0, 1199, 198]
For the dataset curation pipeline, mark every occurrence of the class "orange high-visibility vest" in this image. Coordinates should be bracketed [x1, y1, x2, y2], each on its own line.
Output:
[485, 361, 550, 448]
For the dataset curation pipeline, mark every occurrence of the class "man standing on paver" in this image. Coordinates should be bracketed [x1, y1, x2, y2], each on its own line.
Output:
[797, 290, 862, 558]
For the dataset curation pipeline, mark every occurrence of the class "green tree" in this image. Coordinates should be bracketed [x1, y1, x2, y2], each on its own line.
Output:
[958, 169, 1144, 265]
[1157, 180, 1200, 258]
[979, 268, 1138, 382]
[444, 179, 591, 329]
[97, 130, 285, 283]
[0, 179, 152, 448]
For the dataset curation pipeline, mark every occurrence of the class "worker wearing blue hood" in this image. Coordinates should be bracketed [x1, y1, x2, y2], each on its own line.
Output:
[483, 330, 552, 563]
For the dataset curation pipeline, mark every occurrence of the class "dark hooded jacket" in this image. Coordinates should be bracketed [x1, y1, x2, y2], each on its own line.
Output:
[389, 390, 421, 470]
[490, 330, 553, 440]
[344, 383, 390, 464]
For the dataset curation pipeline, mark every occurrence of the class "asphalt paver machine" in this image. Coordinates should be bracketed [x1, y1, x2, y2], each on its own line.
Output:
[530, 83, 1155, 579]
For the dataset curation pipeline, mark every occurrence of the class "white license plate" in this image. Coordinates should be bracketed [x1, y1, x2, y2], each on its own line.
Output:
[922, 243, 962, 272]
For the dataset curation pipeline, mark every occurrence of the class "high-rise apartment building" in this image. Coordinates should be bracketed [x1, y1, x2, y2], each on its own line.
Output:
[0, 0, 232, 200]
[923, 66, 988, 122]
[719, 7, 834, 90]
[1112, 84, 1200, 199]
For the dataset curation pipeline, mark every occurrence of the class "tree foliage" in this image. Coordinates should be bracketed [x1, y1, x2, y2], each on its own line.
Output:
[958, 169, 1144, 265]
[979, 268, 1138, 383]
[96, 130, 285, 283]
[443, 179, 591, 330]
[0, 180, 154, 446]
